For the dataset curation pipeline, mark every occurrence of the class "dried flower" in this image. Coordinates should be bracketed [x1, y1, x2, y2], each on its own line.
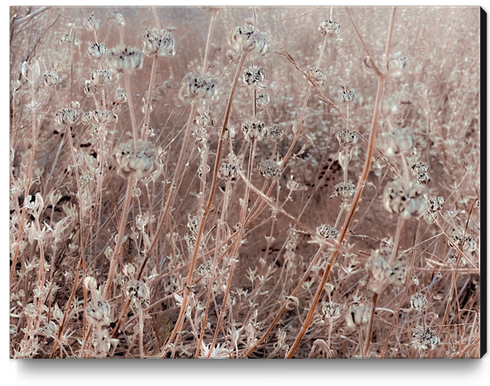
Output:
[86, 300, 111, 326]
[256, 93, 271, 108]
[106, 46, 144, 73]
[179, 72, 219, 104]
[316, 224, 339, 239]
[83, 80, 97, 96]
[346, 303, 369, 328]
[322, 302, 340, 318]
[116, 139, 158, 179]
[243, 65, 265, 88]
[257, 159, 281, 180]
[339, 89, 355, 103]
[142, 28, 176, 58]
[228, 24, 271, 60]
[124, 280, 150, 310]
[116, 87, 127, 103]
[87, 42, 108, 60]
[416, 172, 431, 185]
[43, 71, 59, 87]
[366, 246, 408, 293]
[265, 123, 284, 142]
[336, 130, 359, 146]
[410, 161, 430, 174]
[54, 108, 79, 125]
[449, 227, 477, 252]
[319, 20, 340, 36]
[412, 326, 439, 350]
[241, 118, 268, 141]
[219, 161, 239, 179]
[92, 110, 117, 124]
[84, 13, 101, 32]
[304, 67, 326, 87]
[410, 292, 428, 311]
[90, 69, 113, 85]
[332, 182, 356, 198]
[383, 179, 427, 219]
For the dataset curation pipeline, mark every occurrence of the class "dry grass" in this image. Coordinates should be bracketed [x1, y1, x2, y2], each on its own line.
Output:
[9, 6, 481, 359]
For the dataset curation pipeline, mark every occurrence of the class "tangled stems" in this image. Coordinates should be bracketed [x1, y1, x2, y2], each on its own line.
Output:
[284, 8, 395, 359]
[161, 53, 247, 354]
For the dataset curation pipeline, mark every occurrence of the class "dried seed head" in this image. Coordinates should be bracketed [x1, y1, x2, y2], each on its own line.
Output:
[195, 112, 211, 127]
[124, 280, 150, 310]
[116, 139, 158, 179]
[416, 171, 431, 185]
[316, 224, 339, 239]
[43, 71, 59, 87]
[322, 302, 340, 318]
[410, 292, 428, 311]
[243, 65, 265, 88]
[86, 299, 111, 325]
[366, 247, 408, 293]
[346, 303, 370, 328]
[257, 159, 281, 180]
[241, 118, 268, 141]
[92, 110, 117, 124]
[332, 182, 356, 198]
[256, 93, 271, 108]
[84, 13, 101, 32]
[81, 111, 93, 125]
[265, 123, 284, 143]
[219, 162, 239, 179]
[142, 28, 176, 58]
[410, 161, 430, 174]
[90, 69, 113, 85]
[336, 130, 359, 145]
[87, 42, 108, 60]
[383, 179, 427, 219]
[106, 46, 144, 73]
[339, 89, 355, 103]
[226, 49, 240, 62]
[427, 196, 444, 213]
[412, 326, 439, 350]
[179, 72, 219, 104]
[379, 127, 414, 157]
[319, 20, 340, 36]
[228, 24, 271, 60]
[54, 108, 79, 125]
[84, 80, 97, 96]
[304, 67, 326, 87]
[449, 227, 477, 252]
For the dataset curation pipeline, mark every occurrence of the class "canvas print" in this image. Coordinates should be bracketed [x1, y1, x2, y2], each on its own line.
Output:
[9, 6, 482, 359]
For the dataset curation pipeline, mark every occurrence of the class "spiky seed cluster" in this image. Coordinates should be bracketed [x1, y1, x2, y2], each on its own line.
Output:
[84, 13, 101, 32]
[142, 28, 176, 58]
[116, 139, 158, 179]
[378, 127, 414, 157]
[84, 80, 97, 96]
[219, 162, 239, 179]
[179, 72, 219, 104]
[305, 67, 326, 87]
[336, 130, 359, 145]
[243, 65, 265, 88]
[43, 71, 59, 86]
[241, 118, 268, 141]
[316, 224, 339, 239]
[256, 93, 271, 108]
[92, 110, 117, 124]
[54, 108, 79, 125]
[449, 227, 477, 252]
[410, 292, 428, 311]
[257, 159, 281, 180]
[86, 300, 111, 325]
[411, 161, 431, 184]
[322, 302, 340, 318]
[346, 304, 370, 328]
[265, 124, 284, 142]
[339, 89, 355, 103]
[332, 182, 356, 198]
[383, 179, 427, 219]
[228, 24, 272, 60]
[319, 20, 340, 36]
[366, 246, 408, 293]
[423, 196, 444, 223]
[87, 42, 108, 60]
[106, 46, 144, 73]
[90, 69, 113, 85]
[124, 280, 150, 310]
[412, 327, 439, 351]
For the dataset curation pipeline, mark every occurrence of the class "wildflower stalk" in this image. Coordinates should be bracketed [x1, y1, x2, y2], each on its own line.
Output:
[162, 53, 247, 354]
[285, 6, 396, 359]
